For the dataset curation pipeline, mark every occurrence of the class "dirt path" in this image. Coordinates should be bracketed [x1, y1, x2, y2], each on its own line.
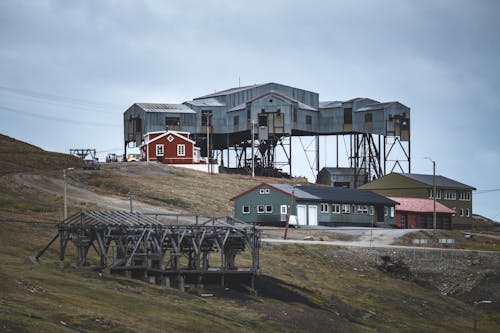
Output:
[14, 173, 175, 213]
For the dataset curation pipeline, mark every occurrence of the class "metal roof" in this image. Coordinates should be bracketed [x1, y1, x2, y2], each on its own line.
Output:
[356, 102, 397, 112]
[227, 91, 317, 112]
[270, 183, 397, 205]
[319, 101, 342, 109]
[398, 173, 476, 190]
[194, 84, 267, 99]
[184, 98, 226, 107]
[298, 185, 398, 205]
[388, 197, 455, 214]
[269, 183, 319, 200]
[136, 103, 196, 114]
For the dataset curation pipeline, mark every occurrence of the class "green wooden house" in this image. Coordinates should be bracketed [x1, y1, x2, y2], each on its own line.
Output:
[360, 173, 475, 228]
[231, 183, 397, 227]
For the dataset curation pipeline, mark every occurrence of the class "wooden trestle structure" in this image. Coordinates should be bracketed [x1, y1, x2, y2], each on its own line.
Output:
[38, 211, 261, 291]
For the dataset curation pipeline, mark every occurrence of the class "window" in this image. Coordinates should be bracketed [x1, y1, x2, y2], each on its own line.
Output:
[384, 207, 388, 216]
[364, 113, 372, 122]
[332, 204, 341, 214]
[280, 205, 287, 215]
[369, 206, 374, 216]
[459, 208, 464, 216]
[459, 192, 471, 201]
[165, 117, 180, 127]
[465, 208, 470, 217]
[167, 135, 174, 142]
[201, 110, 212, 126]
[258, 114, 268, 126]
[233, 116, 239, 126]
[257, 205, 265, 214]
[342, 204, 351, 214]
[177, 144, 185, 156]
[156, 144, 164, 156]
[320, 203, 329, 213]
[357, 205, 368, 214]
[259, 188, 270, 194]
[428, 188, 442, 199]
[293, 108, 297, 122]
[306, 115, 312, 125]
[242, 206, 250, 214]
[344, 108, 352, 124]
[444, 191, 456, 200]
[266, 205, 273, 213]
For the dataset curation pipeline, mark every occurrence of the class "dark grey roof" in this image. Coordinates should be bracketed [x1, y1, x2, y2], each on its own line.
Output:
[269, 183, 318, 200]
[298, 186, 397, 205]
[270, 183, 396, 205]
[399, 173, 475, 190]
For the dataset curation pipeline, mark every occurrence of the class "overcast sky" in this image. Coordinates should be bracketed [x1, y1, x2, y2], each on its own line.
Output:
[1, 0, 499, 219]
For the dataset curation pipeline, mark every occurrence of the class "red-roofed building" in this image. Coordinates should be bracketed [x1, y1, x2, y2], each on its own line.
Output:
[389, 197, 455, 229]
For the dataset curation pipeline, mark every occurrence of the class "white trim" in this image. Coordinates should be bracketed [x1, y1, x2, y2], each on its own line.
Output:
[145, 130, 195, 145]
[242, 205, 250, 214]
[156, 144, 164, 157]
[177, 144, 186, 156]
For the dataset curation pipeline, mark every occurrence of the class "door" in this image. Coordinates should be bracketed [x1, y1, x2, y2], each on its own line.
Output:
[297, 205, 307, 226]
[308, 205, 318, 226]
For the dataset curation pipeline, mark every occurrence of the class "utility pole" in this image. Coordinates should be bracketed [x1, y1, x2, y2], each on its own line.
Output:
[425, 157, 437, 234]
[432, 160, 436, 233]
[251, 120, 255, 178]
[207, 114, 211, 175]
[128, 191, 133, 212]
[63, 167, 74, 219]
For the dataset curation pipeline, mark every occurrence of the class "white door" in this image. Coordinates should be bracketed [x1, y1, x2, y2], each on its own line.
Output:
[308, 205, 318, 226]
[297, 205, 307, 226]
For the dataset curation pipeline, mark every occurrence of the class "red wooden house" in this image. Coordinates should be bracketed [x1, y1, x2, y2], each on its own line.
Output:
[140, 130, 201, 164]
[389, 197, 455, 229]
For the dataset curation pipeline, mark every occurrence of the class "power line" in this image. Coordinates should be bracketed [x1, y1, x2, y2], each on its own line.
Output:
[0, 105, 120, 127]
[0, 85, 124, 109]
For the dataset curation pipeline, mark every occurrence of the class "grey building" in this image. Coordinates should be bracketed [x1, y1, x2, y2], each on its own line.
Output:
[124, 83, 410, 179]
[316, 167, 368, 188]
[231, 183, 397, 227]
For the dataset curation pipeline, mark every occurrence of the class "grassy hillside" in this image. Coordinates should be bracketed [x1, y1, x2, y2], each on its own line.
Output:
[0, 134, 82, 175]
[1, 135, 499, 332]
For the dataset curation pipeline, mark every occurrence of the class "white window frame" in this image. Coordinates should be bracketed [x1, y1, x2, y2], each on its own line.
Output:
[459, 208, 464, 216]
[167, 135, 174, 142]
[177, 144, 186, 156]
[332, 204, 341, 214]
[257, 205, 265, 214]
[265, 205, 273, 213]
[156, 144, 164, 157]
[259, 188, 270, 195]
[357, 205, 368, 214]
[280, 205, 287, 215]
[242, 206, 250, 214]
[444, 190, 456, 200]
[342, 204, 351, 214]
[465, 208, 470, 217]
[320, 203, 329, 213]
[390, 207, 395, 218]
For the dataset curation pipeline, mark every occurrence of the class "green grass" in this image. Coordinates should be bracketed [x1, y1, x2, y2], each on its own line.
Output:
[1, 135, 499, 332]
